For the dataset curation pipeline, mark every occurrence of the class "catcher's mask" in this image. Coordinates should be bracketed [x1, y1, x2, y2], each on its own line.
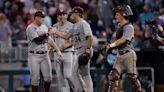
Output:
[113, 5, 133, 17]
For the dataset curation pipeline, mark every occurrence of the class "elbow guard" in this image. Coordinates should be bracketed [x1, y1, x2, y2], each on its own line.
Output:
[33, 33, 49, 44]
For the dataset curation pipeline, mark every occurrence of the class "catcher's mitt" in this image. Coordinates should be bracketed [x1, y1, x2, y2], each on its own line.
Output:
[99, 45, 112, 57]
[78, 52, 91, 66]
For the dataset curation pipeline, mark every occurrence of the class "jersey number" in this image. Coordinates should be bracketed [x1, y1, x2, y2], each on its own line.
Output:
[75, 36, 81, 42]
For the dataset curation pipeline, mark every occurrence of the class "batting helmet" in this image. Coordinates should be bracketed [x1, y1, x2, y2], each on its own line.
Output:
[113, 5, 133, 16]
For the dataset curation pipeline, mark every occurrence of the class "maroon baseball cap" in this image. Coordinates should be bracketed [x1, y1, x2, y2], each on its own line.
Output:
[57, 9, 67, 15]
[34, 10, 45, 18]
[71, 6, 84, 14]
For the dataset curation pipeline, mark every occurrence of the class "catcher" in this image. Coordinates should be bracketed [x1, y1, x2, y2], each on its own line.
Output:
[100, 5, 142, 92]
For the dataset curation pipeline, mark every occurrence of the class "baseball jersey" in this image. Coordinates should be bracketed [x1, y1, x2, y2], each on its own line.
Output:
[71, 19, 93, 55]
[26, 23, 49, 52]
[116, 23, 134, 51]
[53, 21, 74, 51]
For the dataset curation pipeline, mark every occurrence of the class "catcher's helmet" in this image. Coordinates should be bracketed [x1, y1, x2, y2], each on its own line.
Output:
[113, 5, 133, 16]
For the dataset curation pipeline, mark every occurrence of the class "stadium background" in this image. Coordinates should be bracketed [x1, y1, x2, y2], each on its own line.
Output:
[0, 0, 164, 92]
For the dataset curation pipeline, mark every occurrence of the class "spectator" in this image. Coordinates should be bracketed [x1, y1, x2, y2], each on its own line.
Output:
[88, 0, 103, 37]
[0, 13, 12, 54]
[12, 14, 26, 46]
[98, 0, 114, 28]
[139, 5, 153, 31]
[158, 8, 164, 26]
[133, 21, 144, 48]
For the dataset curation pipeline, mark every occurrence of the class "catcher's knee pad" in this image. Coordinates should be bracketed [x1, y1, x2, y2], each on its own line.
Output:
[127, 73, 142, 92]
[108, 69, 120, 92]
[108, 69, 120, 81]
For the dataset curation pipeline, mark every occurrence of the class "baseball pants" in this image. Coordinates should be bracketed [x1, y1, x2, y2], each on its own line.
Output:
[54, 51, 75, 92]
[72, 52, 93, 92]
[28, 53, 52, 86]
[113, 49, 137, 74]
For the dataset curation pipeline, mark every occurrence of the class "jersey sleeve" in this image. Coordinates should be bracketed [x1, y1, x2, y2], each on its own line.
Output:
[26, 26, 39, 41]
[42, 24, 51, 39]
[82, 22, 93, 37]
[122, 25, 134, 41]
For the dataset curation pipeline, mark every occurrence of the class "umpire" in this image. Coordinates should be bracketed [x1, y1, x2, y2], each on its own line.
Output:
[101, 5, 142, 92]
[26, 10, 62, 92]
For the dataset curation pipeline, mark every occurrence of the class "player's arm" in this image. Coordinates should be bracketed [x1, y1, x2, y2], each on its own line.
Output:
[106, 38, 126, 48]
[107, 25, 133, 49]
[48, 37, 62, 57]
[86, 35, 93, 49]
[54, 31, 72, 39]
[60, 41, 73, 50]
[83, 23, 94, 52]
[32, 27, 56, 43]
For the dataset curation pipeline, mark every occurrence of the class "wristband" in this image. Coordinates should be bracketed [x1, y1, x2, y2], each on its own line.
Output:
[110, 42, 116, 48]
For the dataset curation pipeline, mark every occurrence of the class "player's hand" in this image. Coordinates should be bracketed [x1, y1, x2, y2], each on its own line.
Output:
[48, 27, 57, 34]
[48, 45, 54, 54]
[56, 50, 63, 59]
[85, 48, 91, 55]
[99, 44, 111, 56]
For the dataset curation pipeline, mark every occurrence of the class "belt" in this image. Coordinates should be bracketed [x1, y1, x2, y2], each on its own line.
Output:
[118, 50, 130, 55]
[29, 51, 47, 54]
[62, 45, 73, 50]
[76, 46, 82, 50]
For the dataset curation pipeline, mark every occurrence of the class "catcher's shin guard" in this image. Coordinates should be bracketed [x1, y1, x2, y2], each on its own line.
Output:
[128, 73, 142, 92]
[44, 81, 51, 92]
[108, 69, 120, 92]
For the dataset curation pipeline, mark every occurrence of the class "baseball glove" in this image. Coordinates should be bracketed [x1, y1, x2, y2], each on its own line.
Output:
[99, 45, 112, 56]
[78, 52, 91, 66]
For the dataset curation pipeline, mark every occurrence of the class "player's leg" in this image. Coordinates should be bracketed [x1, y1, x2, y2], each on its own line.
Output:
[124, 50, 142, 92]
[72, 54, 85, 92]
[54, 53, 70, 92]
[41, 54, 52, 92]
[79, 62, 93, 92]
[107, 55, 122, 92]
[28, 54, 41, 92]
[63, 52, 78, 92]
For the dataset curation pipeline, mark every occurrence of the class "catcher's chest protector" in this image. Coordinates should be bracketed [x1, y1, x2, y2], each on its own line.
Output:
[116, 23, 130, 39]
[116, 23, 131, 49]
[116, 26, 123, 40]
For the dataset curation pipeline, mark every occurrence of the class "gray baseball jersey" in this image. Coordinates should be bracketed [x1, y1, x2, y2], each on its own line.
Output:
[26, 23, 52, 86]
[26, 23, 49, 52]
[116, 23, 134, 51]
[71, 19, 93, 55]
[53, 22, 74, 51]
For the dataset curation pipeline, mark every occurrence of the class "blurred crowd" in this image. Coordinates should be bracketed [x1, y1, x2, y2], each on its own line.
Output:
[0, 0, 164, 50]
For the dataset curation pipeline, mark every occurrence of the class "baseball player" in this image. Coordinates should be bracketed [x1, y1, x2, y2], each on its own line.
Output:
[70, 6, 94, 92]
[53, 6, 94, 92]
[51, 9, 76, 92]
[26, 10, 62, 92]
[100, 5, 142, 92]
